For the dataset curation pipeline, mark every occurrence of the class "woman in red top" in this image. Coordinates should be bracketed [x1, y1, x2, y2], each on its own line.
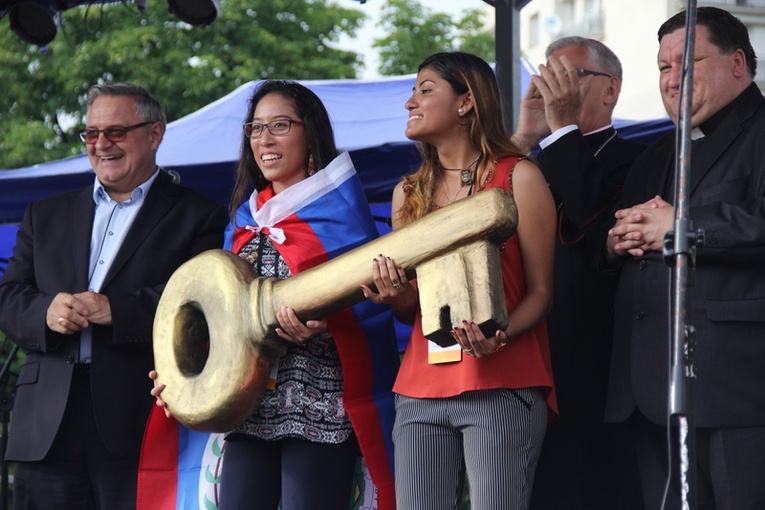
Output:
[363, 52, 558, 509]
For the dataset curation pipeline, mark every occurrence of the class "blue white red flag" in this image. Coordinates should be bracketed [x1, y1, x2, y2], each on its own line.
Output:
[227, 151, 380, 270]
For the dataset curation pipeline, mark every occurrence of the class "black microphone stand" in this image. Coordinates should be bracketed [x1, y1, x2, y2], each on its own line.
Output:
[662, 1, 703, 508]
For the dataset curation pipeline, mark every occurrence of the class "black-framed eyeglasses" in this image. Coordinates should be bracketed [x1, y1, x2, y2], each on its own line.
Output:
[79, 121, 154, 144]
[243, 119, 304, 139]
[575, 68, 613, 78]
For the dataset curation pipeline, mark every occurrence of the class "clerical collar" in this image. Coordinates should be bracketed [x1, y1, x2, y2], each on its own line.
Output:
[583, 124, 613, 137]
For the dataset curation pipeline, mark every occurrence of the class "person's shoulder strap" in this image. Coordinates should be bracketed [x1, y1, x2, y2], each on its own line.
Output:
[494, 156, 528, 196]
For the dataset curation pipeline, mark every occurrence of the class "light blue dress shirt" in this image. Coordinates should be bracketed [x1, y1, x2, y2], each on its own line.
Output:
[78, 169, 160, 363]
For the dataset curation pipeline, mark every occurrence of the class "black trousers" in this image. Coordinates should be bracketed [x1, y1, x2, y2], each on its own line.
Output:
[12, 366, 138, 510]
[632, 411, 765, 510]
[219, 433, 359, 510]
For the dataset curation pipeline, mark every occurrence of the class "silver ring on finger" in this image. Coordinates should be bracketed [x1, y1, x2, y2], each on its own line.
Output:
[392, 283, 401, 290]
[58, 317, 64, 324]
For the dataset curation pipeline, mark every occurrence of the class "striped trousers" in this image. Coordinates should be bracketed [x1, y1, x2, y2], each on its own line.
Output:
[392, 388, 547, 510]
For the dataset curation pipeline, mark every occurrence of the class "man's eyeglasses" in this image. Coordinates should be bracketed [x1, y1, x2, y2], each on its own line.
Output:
[575, 68, 613, 78]
[79, 121, 154, 144]
[243, 119, 304, 139]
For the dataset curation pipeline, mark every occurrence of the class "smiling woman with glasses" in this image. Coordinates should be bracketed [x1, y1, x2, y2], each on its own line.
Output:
[150, 79, 399, 510]
[78, 121, 155, 144]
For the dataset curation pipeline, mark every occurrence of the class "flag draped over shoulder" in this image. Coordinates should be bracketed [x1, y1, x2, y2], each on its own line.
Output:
[138, 152, 399, 510]
[227, 151, 381, 270]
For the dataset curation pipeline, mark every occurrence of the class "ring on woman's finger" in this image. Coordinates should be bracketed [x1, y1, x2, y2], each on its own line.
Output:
[563, 70, 569, 77]
[392, 283, 401, 290]
[58, 317, 64, 324]
[463, 346, 473, 353]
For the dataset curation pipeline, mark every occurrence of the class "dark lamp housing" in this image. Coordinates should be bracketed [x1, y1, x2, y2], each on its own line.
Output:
[9, 1, 58, 46]
[167, 0, 217, 26]
[0, 0, 219, 46]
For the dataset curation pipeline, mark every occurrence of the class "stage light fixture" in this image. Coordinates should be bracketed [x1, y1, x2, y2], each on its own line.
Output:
[167, 0, 217, 26]
[9, 1, 59, 46]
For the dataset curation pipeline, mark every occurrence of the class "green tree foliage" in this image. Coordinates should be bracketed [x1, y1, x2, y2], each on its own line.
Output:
[373, 0, 496, 77]
[459, 8, 495, 64]
[0, 0, 365, 169]
[373, 0, 456, 76]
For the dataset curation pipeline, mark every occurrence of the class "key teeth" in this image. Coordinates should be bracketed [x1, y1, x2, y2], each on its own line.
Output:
[420, 240, 508, 347]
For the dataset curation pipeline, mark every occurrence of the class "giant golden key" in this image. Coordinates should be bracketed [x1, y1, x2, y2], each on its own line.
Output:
[153, 187, 517, 432]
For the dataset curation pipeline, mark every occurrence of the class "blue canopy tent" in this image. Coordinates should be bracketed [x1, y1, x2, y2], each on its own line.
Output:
[0, 64, 673, 277]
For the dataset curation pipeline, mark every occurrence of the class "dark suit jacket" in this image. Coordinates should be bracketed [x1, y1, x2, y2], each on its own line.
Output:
[539, 128, 645, 419]
[530, 129, 646, 509]
[0, 171, 228, 461]
[605, 83, 765, 427]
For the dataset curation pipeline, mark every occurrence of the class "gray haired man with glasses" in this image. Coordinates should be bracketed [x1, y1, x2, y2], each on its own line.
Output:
[0, 82, 228, 509]
[511, 37, 646, 509]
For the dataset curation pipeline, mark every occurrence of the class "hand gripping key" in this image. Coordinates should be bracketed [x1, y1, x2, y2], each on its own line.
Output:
[153, 187, 517, 431]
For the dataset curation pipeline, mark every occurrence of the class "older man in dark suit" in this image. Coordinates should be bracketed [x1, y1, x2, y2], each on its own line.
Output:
[512, 37, 645, 509]
[605, 7, 765, 509]
[0, 83, 228, 509]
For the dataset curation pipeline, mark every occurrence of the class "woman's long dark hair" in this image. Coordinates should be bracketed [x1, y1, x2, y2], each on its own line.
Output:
[229, 80, 338, 218]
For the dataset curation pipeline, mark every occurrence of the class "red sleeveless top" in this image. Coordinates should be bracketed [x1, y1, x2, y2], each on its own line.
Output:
[393, 157, 558, 418]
